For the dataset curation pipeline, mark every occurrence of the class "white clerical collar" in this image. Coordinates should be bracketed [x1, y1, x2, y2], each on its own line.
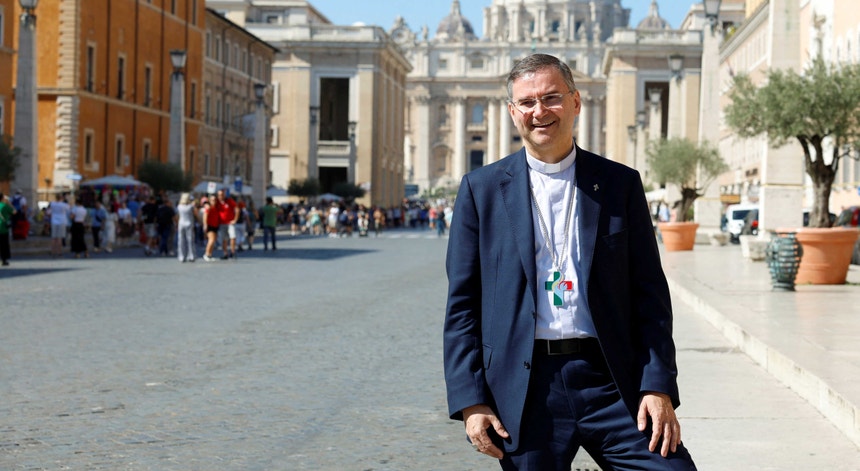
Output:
[525, 146, 577, 174]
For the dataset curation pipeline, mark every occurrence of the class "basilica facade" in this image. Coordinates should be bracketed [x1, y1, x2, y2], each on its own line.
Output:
[395, 0, 633, 196]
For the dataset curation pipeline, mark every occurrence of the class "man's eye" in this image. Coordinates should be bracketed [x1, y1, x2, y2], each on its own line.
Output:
[518, 100, 537, 108]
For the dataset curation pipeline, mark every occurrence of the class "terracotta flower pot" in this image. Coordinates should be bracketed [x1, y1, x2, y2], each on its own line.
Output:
[793, 227, 860, 285]
[657, 222, 699, 251]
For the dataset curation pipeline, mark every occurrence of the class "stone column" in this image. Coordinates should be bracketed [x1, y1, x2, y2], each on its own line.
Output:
[12, 7, 38, 210]
[453, 97, 467, 181]
[695, 21, 724, 232]
[416, 96, 431, 190]
[578, 93, 591, 151]
[758, 0, 803, 232]
[500, 103, 512, 157]
[487, 99, 500, 163]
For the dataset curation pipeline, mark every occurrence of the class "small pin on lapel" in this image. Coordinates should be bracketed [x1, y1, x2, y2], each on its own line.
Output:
[593, 184, 599, 191]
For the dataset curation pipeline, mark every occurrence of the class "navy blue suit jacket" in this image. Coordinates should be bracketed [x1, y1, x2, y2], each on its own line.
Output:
[443, 146, 680, 451]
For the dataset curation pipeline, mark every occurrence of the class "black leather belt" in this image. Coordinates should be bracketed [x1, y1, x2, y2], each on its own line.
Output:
[534, 337, 598, 355]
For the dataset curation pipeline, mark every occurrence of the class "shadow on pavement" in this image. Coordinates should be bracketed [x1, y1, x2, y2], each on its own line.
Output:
[0, 267, 80, 279]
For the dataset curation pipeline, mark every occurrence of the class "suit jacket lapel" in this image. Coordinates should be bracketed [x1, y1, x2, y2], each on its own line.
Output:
[575, 148, 604, 285]
[499, 149, 537, 304]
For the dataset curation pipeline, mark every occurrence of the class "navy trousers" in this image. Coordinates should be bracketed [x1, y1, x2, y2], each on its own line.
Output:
[500, 343, 697, 471]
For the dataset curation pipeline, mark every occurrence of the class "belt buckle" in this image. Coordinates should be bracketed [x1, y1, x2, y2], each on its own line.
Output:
[545, 339, 567, 355]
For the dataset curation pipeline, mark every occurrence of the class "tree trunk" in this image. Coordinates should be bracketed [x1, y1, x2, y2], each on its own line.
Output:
[807, 137, 836, 228]
[679, 188, 698, 223]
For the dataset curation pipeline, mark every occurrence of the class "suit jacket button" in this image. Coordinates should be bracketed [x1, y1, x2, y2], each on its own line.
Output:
[523, 361, 531, 369]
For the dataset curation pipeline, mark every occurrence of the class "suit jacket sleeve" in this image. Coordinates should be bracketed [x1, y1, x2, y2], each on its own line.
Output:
[443, 175, 487, 420]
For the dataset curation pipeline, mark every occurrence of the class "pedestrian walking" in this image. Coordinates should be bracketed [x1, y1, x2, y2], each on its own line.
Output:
[444, 54, 696, 470]
[0, 192, 14, 266]
[260, 197, 281, 250]
[176, 193, 196, 262]
[69, 199, 89, 259]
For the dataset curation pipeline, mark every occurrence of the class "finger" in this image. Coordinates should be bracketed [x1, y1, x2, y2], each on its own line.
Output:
[490, 417, 510, 439]
[636, 403, 648, 432]
[649, 417, 663, 453]
[660, 422, 673, 457]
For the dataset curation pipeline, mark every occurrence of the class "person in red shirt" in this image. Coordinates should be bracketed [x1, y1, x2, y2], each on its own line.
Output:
[202, 197, 220, 261]
[214, 189, 239, 259]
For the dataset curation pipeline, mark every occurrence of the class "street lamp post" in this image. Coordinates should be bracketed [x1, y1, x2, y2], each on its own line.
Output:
[648, 88, 662, 142]
[308, 106, 320, 180]
[13, 0, 39, 215]
[697, 0, 724, 231]
[667, 54, 684, 138]
[627, 124, 638, 171]
[167, 49, 187, 171]
[252, 83, 267, 207]
[347, 121, 357, 184]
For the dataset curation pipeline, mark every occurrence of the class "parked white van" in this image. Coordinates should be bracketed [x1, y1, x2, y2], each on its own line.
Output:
[724, 203, 759, 243]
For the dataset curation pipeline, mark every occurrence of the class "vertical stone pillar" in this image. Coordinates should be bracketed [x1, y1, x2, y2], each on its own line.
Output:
[13, 9, 38, 210]
[415, 96, 431, 191]
[487, 99, 500, 163]
[578, 92, 591, 151]
[500, 103, 512, 157]
[758, 0, 803, 232]
[453, 97, 467, 181]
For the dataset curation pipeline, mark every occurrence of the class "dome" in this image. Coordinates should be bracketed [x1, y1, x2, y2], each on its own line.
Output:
[636, 0, 671, 30]
[436, 0, 477, 41]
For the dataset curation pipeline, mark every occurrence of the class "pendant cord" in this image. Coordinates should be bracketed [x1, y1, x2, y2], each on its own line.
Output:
[530, 179, 576, 276]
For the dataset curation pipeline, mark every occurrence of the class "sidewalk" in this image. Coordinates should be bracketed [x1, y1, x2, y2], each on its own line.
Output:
[661, 242, 860, 448]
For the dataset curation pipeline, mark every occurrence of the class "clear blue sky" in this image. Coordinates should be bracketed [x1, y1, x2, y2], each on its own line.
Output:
[310, 0, 696, 35]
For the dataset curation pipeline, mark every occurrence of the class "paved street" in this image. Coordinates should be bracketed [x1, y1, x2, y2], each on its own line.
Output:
[1, 230, 859, 470]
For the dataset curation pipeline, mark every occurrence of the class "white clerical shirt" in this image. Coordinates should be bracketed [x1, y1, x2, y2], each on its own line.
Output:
[526, 148, 597, 340]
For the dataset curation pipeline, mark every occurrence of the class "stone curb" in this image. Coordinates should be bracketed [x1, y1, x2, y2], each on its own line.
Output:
[665, 274, 860, 448]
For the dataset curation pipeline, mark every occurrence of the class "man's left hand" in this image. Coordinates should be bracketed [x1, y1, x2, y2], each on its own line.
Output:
[637, 392, 681, 457]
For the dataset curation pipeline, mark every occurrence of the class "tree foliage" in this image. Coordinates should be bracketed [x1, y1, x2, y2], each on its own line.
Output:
[646, 137, 727, 223]
[724, 56, 860, 227]
[287, 178, 321, 198]
[0, 135, 21, 183]
[332, 182, 366, 202]
[137, 159, 193, 194]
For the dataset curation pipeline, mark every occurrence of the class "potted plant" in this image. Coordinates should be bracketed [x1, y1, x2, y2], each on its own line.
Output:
[725, 55, 860, 284]
[646, 137, 728, 251]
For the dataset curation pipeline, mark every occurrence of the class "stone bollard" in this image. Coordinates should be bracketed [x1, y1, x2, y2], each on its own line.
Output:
[740, 234, 768, 261]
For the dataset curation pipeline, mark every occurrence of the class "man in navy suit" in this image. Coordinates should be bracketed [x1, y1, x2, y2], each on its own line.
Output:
[443, 54, 696, 470]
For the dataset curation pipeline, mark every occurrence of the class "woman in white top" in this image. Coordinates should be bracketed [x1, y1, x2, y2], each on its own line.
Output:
[103, 203, 118, 253]
[175, 193, 197, 262]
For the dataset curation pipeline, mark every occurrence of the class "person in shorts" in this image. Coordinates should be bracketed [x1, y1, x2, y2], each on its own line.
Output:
[214, 189, 238, 259]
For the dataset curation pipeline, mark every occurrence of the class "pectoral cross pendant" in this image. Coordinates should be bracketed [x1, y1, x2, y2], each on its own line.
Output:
[544, 271, 573, 307]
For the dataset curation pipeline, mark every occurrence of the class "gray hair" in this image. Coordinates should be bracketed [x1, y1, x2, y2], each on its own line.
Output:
[506, 54, 577, 99]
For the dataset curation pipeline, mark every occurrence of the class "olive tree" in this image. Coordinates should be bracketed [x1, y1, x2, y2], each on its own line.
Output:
[646, 138, 728, 223]
[0, 135, 21, 183]
[724, 56, 860, 228]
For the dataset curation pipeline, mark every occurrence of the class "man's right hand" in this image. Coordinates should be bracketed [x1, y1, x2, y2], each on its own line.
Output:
[462, 404, 509, 459]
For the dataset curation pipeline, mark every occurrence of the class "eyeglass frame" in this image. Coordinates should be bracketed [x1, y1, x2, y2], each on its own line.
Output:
[508, 91, 574, 114]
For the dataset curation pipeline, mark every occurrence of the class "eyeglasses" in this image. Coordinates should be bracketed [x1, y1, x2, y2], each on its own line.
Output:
[509, 92, 573, 113]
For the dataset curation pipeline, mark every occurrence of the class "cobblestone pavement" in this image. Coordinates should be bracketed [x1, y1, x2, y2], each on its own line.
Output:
[1, 231, 858, 470]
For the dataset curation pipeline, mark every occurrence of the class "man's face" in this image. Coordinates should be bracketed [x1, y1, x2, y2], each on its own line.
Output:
[217, 190, 225, 201]
[507, 67, 581, 163]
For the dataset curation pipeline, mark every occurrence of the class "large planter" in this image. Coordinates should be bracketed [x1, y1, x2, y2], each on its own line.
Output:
[657, 222, 699, 251]
[793, 227, 860, 285]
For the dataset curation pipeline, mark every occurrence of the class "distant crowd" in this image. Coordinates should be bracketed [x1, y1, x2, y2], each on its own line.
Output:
[1, 188, 452, 267]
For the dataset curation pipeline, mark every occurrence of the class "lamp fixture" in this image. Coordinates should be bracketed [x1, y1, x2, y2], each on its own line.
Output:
[170, 49, 187, 70]
[627, 125, 637, 141]
[649, 88, 662, 107]
[19, 0, 38, 11]
[668, 54, 684, 79]
[253, 83, 266, 101]
[636, 109, 647, 128]
[703, 0, 722, 26]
